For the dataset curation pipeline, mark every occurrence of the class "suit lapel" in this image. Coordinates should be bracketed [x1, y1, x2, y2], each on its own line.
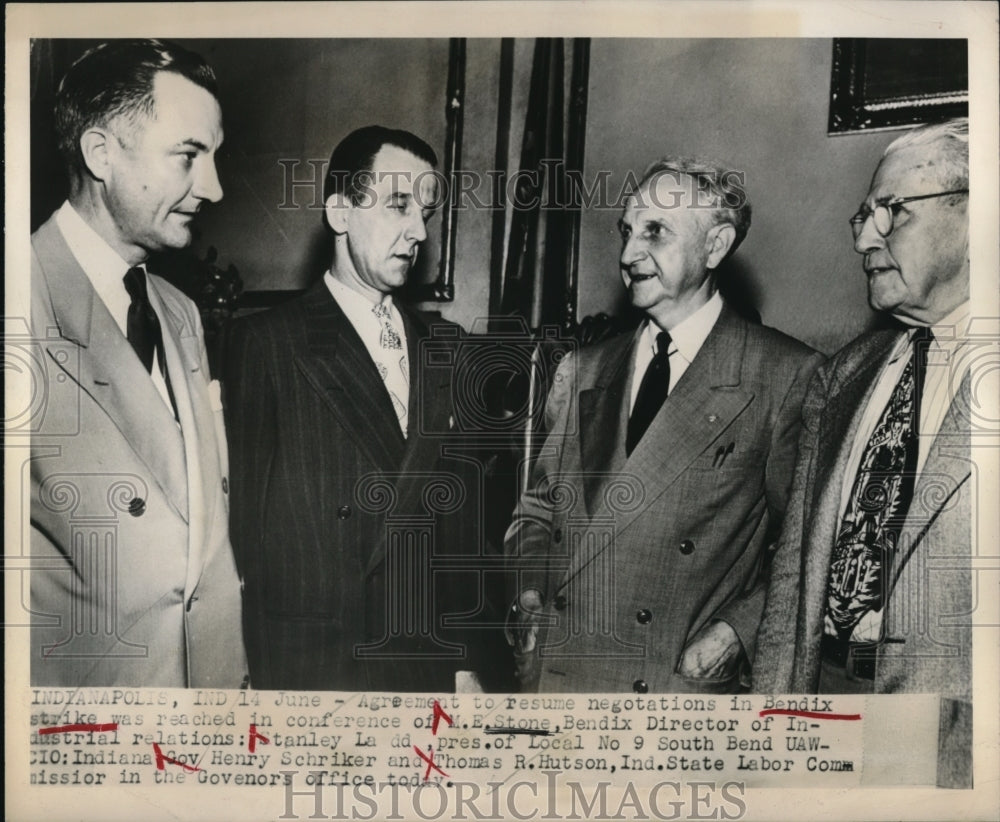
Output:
[147, 276, 214, 591]
[889, 370, 972, 591]
[564, 305, 754, 586]
[810, 335, 899, 523]
[611, 305, 752, 534]
[293, 282, 407, 472]
[396, 307, 451, 476]
[33, 219, 188, 521]
[364, 308, 453, 575]
[800, 333, 900, 618]
[795, 332, 902, 655]
[579, 333, 633, 514]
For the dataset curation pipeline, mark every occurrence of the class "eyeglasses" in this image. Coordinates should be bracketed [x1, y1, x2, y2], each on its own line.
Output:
[849, 189, 968, 240]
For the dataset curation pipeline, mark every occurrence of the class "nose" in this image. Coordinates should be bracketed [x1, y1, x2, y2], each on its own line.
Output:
[194, 156, 224, 204]
[406, 210, 427, 244]
[853, 212, 884, 255]
[620, 234, 646, 268]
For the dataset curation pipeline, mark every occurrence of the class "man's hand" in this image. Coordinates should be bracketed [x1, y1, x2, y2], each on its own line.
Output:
[507, 589, 544, 687]
[678, 620, 743, 679]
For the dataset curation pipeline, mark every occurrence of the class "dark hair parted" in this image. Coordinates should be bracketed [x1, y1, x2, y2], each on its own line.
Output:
[54, 39, 218, 177]
[323, 125, 437, 204]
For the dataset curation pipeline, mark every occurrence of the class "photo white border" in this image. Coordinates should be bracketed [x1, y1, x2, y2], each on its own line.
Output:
[6, 3, 998, 820]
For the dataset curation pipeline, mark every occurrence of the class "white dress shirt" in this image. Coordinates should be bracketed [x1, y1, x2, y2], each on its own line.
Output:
[55, 201, 175, 416]
[324, 272, 410, 436]
[832, 301, 972, 642]
[629, 291, 724, 413]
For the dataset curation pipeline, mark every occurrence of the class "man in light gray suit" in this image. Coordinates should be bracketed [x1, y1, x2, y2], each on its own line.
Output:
[755, 118, 973, 788]
[505, 156, 823, 693]
[28, 40, 248, 686]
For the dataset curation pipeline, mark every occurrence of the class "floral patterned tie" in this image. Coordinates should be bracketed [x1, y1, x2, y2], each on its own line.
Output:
[372, 302, 409, 435]
[826, 328, 932, 639]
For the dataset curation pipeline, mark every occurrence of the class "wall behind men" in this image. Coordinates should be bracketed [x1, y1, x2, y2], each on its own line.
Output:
[577, 38, 892, 355]
[193, 37, 892, 354]
[184, 38, 451, 298]
[31, 38, 897, 355]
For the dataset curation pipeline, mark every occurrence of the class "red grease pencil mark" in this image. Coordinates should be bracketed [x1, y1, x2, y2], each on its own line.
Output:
[39, 723, 119, 735]
[431, 700, 453, 736]
[759, 709, 861, 721]
[414, 746, 449, 780]
[249, 724, 270, 753]
[153, 742, 201, 772]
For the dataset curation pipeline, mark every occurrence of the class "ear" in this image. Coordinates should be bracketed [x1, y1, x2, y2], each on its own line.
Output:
[324, 193, 350, 234]
[79, 128, 118, 182]
[704, 222, 736, 270]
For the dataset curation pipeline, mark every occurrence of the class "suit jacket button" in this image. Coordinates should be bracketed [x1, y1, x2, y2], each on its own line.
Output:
[186, 596, 198, 612]
[636, 609, 652, 624]
[632, 679, 648, 694]
[679, 539, 695, 555]
[553, 528, 563, 543]
[128, 497, 146, 517]
[553, 594, 568, 611]
[222, 477, 229, 493]
[338, 505, 352, 520]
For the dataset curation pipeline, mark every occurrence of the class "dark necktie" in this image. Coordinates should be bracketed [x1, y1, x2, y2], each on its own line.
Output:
[123, 267, 163, 373]
[123, 266, 177, 415]
[826, 327, 933, 639]
[626, 330, 672, 456]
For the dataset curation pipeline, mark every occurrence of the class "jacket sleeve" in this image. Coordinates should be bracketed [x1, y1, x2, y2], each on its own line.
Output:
[219, 318, 279, 679]
[716, 349, 826, 662]
[752, 358, 831, 693]
[502, 350, 578, 604]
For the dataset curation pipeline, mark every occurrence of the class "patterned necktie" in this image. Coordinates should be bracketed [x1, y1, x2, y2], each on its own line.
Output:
[826, 327, 933, 639]
[627, 330, 672, 456]
[372, 302, 409, 436]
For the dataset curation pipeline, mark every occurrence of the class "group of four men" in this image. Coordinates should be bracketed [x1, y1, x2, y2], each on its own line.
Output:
[28, 41, 975, 776]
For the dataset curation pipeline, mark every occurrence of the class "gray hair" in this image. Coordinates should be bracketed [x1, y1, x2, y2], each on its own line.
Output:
[884, 117, 968, 191]
[635, 156, 751, 258]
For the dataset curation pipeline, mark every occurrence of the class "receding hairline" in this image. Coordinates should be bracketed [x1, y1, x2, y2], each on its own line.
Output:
[108, 70, 222, 141]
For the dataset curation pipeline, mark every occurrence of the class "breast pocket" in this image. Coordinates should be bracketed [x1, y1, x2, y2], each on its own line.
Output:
[679, 439, 768, 514]
[691, 439, 766, 473]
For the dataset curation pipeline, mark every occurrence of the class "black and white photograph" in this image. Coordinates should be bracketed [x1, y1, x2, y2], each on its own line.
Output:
[6, 2, 999, 820]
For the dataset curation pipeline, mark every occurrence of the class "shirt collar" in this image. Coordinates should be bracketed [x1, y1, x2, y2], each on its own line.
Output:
[929, 301, 970, 348]
[889, 300, 972, 363]
[323, 270, 398, 329]
[888, 301, 972, 364]
[643, 291, 724, 363]
[325, 271, 394, 309]
[55, 201, 140, 334]
[56, 200, 134, 284]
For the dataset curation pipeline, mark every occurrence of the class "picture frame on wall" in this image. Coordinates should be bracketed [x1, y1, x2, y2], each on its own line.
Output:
[828, 37, 968, 134]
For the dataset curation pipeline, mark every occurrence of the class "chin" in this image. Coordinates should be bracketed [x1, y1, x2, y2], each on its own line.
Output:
[159, 231, 193, 250]
[867, 286, 900, 314]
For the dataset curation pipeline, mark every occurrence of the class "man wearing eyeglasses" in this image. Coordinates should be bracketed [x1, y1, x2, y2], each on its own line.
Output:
[755, 118, 973, 788]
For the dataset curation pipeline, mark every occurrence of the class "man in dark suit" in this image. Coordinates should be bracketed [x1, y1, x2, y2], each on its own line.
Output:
[28, 40, 248, 687]
[223, 126, 500, 691]
[506, 157, 823, 693]
[755, 118, 975, 788]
